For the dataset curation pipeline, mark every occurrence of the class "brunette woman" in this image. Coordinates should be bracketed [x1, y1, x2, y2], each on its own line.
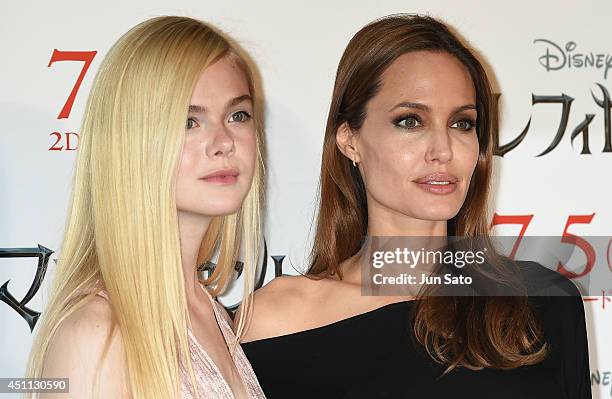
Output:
[239, 14, 591, 399]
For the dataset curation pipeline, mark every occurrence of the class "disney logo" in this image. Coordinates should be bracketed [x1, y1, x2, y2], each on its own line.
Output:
[534, 39, 612, 79]
[591, 369, 612, 396]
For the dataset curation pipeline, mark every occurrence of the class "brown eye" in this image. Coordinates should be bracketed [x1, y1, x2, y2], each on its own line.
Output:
[451, 119, 475, 131]
[394, 115, 422, 129]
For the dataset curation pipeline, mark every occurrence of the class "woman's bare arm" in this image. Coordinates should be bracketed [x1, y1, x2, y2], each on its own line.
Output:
[40, 296, 130, 398]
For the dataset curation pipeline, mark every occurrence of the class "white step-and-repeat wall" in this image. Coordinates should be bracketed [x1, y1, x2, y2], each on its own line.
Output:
[1, 1, 611, 397]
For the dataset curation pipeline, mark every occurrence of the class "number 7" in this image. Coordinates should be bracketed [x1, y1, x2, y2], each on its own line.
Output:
[490, 213, 534, 259]
[48, 50, 97, 119]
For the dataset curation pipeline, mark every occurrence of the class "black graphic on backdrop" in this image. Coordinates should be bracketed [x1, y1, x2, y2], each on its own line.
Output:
[494, 84, 612, 156]
[197, 239, 289, 312]
[2, 239, 289, 326]
[0, 245, 53, 331]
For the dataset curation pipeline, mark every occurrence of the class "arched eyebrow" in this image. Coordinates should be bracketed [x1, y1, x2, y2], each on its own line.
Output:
[228, 94, 252, 108]
[188, 94, 252, 114]
[389, 101, 430, 112]
[454, 104, 477, 113]
[388, 102, 476, 114]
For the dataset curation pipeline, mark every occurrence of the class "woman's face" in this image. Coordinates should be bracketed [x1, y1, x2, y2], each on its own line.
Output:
[340, 51, 479, 223]
[176, 56, 257, 217]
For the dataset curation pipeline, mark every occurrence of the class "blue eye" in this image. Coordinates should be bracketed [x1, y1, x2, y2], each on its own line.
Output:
[230, 111, 252, 123]
[394, 114, 422, 129]
[186, 117, 199, 130]
[451, 119, 476, 131]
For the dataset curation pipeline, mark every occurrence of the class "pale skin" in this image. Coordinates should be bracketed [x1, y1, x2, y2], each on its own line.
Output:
[240, 51, 480, 343]
[41, 55, 257, 398]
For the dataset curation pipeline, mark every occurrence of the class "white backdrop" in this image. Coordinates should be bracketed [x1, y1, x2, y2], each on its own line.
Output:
[1, 0, 611, 397]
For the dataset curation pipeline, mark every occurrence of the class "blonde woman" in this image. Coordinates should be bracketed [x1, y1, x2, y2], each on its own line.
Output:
[26, 16, 266, 398]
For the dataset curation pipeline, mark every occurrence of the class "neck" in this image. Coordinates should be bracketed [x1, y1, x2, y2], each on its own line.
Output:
[341, 197, 448, 283]
[365, 198, 448, 237]
[177, 210, 212, 304]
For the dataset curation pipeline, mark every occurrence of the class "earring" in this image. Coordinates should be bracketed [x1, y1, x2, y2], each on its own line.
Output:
[352, 160, 359, 167]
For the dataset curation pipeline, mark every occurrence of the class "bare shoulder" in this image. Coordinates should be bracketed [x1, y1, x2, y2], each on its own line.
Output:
[240, 274, 324, 343]
[40, 295, 130, 398]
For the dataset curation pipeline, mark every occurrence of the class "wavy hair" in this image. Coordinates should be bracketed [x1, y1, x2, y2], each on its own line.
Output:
[307, 14, 547, 372]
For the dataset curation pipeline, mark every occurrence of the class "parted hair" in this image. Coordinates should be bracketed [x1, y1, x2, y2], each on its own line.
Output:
[307, 13, 547, 372]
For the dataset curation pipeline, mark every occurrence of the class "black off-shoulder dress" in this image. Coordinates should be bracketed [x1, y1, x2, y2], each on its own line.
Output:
[241, 261, 592, 399]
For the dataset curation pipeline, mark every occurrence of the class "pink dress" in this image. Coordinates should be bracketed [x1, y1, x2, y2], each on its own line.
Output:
[95, 285, 265, 398]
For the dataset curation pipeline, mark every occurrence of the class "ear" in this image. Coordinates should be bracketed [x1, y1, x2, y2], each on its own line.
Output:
[335, 122, 360, 163]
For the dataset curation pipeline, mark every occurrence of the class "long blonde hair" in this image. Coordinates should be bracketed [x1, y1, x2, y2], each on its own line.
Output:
[26, 16, 264, 398]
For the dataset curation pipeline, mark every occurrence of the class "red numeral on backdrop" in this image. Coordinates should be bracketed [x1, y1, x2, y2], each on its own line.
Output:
[47, 50, 97, 119]
[48, 132, 79, 151]
[490, 213, 597, 280]
[490, 213, 534, 259]
[557, 214, 596, 279]
[49, 132, 62, 151]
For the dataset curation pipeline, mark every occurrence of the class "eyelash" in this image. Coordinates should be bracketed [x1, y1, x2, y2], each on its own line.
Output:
[186, 117, 199, 130]
[230, 110, 252, 123]
[185, 111, 252, 130]
[393, 114, 477, 132]
[393, 113, 423, 129]
[452, 119, 477, 131]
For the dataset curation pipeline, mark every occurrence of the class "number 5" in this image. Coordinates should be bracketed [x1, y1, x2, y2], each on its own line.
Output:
[557, 213, 596, 279]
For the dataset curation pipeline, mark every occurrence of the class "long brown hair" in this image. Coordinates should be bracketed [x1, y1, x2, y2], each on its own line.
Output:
[307, 14, 547, 372]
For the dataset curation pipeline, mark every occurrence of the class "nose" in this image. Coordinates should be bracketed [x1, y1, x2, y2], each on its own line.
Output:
[425, 126, 453, 164]
[206, 124, 235, 158]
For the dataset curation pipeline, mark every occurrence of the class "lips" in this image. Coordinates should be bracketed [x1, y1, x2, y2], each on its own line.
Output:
[413, 172, 459, 185]
[413, 172, 458, 195]
[200, 169, 239, 184]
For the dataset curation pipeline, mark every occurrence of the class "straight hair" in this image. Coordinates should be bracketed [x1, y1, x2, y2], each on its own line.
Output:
[26, 16, 264, 398]
[308, 13, 547, 372]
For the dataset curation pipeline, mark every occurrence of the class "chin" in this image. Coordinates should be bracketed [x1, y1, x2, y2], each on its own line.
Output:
[180, 199, 244, 217]
[203, 203, 243, 216]
[416, 207, 460, 223]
